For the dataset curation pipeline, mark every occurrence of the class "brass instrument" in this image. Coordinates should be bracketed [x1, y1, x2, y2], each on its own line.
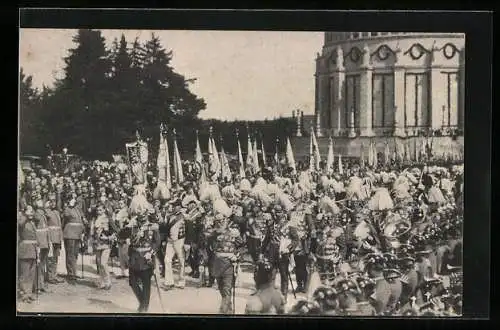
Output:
[382, 218, 412, 249]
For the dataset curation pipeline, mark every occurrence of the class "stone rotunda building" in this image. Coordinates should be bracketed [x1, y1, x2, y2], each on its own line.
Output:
[292, 32, 465, 158]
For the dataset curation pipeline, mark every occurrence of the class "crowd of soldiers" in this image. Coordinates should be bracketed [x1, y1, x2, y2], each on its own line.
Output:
[17, 155, 463, 316]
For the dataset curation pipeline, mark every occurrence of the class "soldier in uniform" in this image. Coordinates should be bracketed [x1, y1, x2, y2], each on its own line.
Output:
[261, 204, 296, 302]
[207, 213, 246, 314]
[126, 211, 161, 313]
[62, 197, 87, 284]
[364, 253, 392, 315]
[199, 207, 216, 287]
[18, 206, 38, 303]
[92, 204, 115, 289]
[244, 257, 286, 315]
[381, 255, 403, 314]
[182, 195, 205, 279]
[314, 222, 342, 285]
[289, 196, 316, 293]
[114, 198, 130, 278]
[246, 204, 268, 288]
[398, 253, 424, 311]
[156, 201, 171, 278]
[45, 197, 65, 284]
[162, 200, 186, 290]
[34, 199, 50, 293]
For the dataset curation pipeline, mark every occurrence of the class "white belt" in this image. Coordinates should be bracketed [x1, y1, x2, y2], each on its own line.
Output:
[21, 240, 38, 244]
[48, 226, 62, 229]
[36, 228, 48, 232]
[66, 223, 83, 227]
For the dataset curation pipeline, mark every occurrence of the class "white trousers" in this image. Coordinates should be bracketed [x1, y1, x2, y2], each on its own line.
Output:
[163, 238, 185, 286]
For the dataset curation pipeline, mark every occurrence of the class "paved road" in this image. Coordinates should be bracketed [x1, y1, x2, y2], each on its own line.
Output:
[17, 247, 307, 314]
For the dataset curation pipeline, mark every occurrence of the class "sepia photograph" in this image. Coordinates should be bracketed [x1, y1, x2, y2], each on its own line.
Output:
[18, 25, 465, 316]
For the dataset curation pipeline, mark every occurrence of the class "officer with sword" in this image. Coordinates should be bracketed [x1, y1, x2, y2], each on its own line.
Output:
[125, 208, 162, 313]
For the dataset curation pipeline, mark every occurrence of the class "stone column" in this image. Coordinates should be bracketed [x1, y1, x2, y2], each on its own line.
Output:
[393, 67, 406, 137]
[430, 49, 448, 130]
[296, 110, 302, 137]
[334, 46, 345, 136]
[316, 74, 324, 137]
[458, 47, 465, 131]
[359, 44, 375, 137]
[348, 109, 356, 138]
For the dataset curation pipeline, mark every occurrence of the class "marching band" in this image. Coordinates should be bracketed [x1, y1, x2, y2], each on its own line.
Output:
[17, 126, 463, 316]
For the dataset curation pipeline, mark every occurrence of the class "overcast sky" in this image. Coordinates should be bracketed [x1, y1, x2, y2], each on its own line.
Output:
[19, 29, 323, 121]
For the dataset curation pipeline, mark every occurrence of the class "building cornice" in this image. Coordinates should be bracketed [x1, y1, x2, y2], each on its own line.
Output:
[323, 33, 465, 48]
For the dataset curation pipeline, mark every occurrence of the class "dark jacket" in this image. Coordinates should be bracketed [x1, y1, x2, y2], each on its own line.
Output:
[128, 220, 161, 271]
[208, 226, 245, 277]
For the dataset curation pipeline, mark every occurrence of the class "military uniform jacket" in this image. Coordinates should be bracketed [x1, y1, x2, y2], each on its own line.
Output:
[208, 227, 245, 277]
[289, 206, 315, 255]
[128, 221, 161, 271]
[62, 207, 86, 240]
[247, 214, 267, 241]
[262, 220, 297, 263]
[93, 215, 113, 250]
[184, 207, 204, 245]
[34, 209, 50, 249]
[315, 234, 341, 262]
[45, 208, 63, 244]
[18, 215, 38, 259]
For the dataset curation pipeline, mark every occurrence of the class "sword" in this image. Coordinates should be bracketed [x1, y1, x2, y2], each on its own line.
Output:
[287, 271, 297, 299]
[232, 261, 238, 315]
[152, 272, 165, 313]
[35, 248, 39, 301]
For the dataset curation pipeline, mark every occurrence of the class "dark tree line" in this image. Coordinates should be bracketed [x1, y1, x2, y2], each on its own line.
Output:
[20, 29, 297, 161]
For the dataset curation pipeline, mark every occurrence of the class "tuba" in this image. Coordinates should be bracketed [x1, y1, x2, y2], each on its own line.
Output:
[382, 218, 412, 249]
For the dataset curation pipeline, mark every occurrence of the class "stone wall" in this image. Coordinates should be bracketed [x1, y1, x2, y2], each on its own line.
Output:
[290, 135, 464, 159]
